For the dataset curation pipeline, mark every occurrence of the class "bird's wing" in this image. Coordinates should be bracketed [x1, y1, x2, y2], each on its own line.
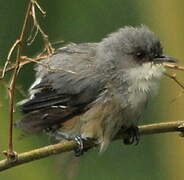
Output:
[16, 43, 106, 134]
[20, 71, 104, 113]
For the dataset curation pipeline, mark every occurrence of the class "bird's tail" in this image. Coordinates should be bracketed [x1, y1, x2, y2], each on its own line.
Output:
[14, 107, 80, 136]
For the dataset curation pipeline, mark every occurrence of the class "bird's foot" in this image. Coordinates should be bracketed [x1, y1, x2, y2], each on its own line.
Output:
[53, 131, 85, 156]
[123, 126, 140, 145]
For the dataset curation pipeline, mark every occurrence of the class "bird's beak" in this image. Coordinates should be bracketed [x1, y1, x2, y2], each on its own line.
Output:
[154, 55, 177, 63]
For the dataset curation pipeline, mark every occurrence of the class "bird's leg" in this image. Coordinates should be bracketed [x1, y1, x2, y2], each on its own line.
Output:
[123, 126, 140, 145]
[53, 131, 85, 156]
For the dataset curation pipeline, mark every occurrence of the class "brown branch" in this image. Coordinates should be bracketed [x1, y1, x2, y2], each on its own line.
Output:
[0, 40, 20, 79]
[0, 52, 48, 77]
[0, 120, 184, 172]
[1, 1, 53, 159]
[5, 1, 32, 158]
[164, 63, 184, 71]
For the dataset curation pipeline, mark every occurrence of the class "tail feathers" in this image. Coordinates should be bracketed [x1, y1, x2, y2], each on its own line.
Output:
[15, 107, 81, 135]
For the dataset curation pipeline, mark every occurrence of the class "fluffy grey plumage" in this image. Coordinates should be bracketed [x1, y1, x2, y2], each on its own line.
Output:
[16, 25, 175, 152]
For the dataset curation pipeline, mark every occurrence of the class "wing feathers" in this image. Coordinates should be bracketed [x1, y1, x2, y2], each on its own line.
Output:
[17, 43, 105, 134]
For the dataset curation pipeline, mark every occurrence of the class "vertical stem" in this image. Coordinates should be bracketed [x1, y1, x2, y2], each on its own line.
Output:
[7, 0, 32, 156]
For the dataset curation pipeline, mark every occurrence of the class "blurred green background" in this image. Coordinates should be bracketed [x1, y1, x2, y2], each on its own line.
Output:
[0, 0, 184, 179]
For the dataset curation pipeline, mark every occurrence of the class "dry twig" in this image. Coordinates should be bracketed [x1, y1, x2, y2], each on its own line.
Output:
[5, 1, 33, 159]
[164, 72, 184, 90]
[164, 72, 184, 102]
[0, 120, 184, 172]
[1, 0, 53, 159]
[163, 62, 184, 71]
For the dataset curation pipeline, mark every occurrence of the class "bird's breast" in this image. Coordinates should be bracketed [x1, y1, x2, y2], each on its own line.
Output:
[121, 63, 165, 125]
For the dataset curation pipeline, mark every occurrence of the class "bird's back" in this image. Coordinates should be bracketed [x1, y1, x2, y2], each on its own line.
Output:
[16, 43, 106, 135]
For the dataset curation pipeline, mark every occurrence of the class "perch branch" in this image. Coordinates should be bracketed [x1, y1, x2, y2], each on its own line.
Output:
[0, 120, 184, 172]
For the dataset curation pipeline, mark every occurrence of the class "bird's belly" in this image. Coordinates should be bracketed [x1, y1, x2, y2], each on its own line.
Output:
[69, 91, 148, 152]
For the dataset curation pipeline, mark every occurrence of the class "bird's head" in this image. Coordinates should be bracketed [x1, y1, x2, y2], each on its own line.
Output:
[98, 25, 176, 70]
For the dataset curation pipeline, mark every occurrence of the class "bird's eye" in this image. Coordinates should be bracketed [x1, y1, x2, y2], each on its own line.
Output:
[136, 51, 145, 59]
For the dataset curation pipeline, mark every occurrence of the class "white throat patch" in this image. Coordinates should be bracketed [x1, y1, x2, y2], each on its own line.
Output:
[126, 62, 165, 94]
[124, 62, 165, 110]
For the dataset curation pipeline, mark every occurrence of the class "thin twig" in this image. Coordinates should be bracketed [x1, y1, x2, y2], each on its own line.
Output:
[164, 72, 184, 90]
[0, 52, 48, 76]
[0, 40, 20, 79]
[0, 120, 184, 172]
[34, 0, 46, 15]
[164, 72, 184, 102]
[164, 63, 184, 71]
[1, 0, 54, 159]
[20, 56, 77, 74]
[29, 0, 54, 54]
[5, 1, 33, 159]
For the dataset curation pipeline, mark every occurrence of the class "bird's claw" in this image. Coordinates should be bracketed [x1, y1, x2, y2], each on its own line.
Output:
[52, 131, 84, 156]
[123, 126, 140, 145]
[73, 135, 84, 156]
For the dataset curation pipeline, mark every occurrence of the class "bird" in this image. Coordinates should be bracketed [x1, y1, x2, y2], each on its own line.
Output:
[15, 25, 176, 155]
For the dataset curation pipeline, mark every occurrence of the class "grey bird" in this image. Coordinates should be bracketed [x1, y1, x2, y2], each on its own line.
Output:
[16, 25, 176, 154]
